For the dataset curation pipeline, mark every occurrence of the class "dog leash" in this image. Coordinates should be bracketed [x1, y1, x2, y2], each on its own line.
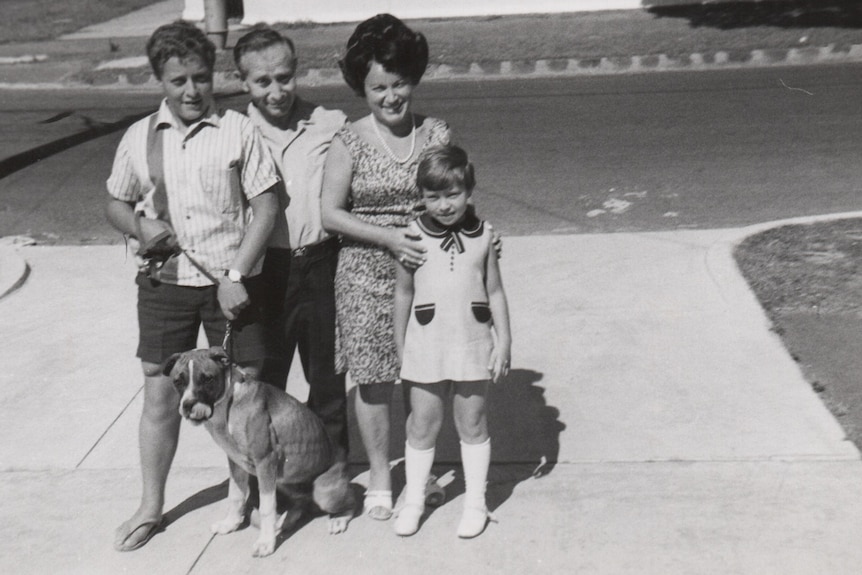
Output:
[181, 247, 235, 360]
[221, 320, 233, 358]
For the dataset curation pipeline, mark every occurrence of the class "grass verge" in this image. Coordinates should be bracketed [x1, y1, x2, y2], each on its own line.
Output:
[5, 1, 862, 70]
[735, 218, 862, 450]
[0, 0, 161, 44]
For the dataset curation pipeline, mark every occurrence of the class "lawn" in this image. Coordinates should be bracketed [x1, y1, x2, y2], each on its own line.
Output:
[0, 0, 161, 44]
[735, 219, 862, 449]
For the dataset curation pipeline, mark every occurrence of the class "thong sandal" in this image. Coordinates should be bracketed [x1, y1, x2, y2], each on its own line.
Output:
[114, 517, 165, 552]
[363, 490, 393, 521]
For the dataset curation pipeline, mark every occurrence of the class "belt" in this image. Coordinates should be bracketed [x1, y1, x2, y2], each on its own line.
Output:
[291, 236, 338, 258]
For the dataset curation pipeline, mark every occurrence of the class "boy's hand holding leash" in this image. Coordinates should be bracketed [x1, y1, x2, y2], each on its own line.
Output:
[136, 217, 178, 253]
[217, 275, 250, 320]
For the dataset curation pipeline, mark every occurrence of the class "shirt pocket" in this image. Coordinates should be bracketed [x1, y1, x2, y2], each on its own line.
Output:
[471, 301, 492, 323]
[414, 303, 435, 326]
[199, 162, 241, 214]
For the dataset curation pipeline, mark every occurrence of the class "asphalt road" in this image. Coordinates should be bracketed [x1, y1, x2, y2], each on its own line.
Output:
[2, 63, 862, 243]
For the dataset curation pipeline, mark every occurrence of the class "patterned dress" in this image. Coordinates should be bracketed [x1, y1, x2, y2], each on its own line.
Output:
[333, 117, 451, 385]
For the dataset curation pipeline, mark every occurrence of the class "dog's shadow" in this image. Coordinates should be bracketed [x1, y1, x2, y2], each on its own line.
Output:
[162, 478, 339, 554]
[347, 368, 565, 516]
[161, 480, 229, 528]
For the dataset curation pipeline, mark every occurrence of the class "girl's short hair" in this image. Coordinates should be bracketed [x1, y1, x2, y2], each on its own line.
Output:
[339, 13, 429, 97]
[233, 25, 296, 78]
[417, 145, 476, 192]
[146, 20, 216, 80]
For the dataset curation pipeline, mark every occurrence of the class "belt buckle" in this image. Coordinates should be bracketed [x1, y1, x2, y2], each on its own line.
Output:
[293, 245, 308, 257]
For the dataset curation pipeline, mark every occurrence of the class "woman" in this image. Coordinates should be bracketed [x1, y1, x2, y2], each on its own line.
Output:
[321, 13, 451, 520]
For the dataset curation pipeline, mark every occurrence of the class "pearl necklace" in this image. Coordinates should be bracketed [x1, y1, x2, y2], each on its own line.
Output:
[371, 113, 416, 164]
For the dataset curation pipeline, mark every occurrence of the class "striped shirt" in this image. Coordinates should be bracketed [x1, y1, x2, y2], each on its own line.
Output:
[107, 99, 280, 286]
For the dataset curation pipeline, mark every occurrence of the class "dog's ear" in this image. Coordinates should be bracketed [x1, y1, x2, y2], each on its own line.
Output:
[209, 346, 231, 368]
[162, 353, 182, 376]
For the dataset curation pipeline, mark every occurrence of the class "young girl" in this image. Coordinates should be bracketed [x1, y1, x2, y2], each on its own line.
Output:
[393, 144, 512, 538]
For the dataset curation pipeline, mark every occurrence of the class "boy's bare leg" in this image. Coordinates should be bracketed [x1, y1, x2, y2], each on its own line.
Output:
[114, 362, 181, 550]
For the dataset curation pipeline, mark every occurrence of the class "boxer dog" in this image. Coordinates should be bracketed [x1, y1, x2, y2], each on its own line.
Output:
[163, 347, 354, 557]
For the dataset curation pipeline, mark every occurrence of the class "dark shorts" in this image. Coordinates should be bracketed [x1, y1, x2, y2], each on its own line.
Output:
[136, 272, 268, 365]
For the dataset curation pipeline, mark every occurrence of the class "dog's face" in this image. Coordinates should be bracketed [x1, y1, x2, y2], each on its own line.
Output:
[163, 347, 231, 424]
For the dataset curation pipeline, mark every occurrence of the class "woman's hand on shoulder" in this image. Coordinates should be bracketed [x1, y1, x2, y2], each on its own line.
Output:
[387, 227, 426, 270]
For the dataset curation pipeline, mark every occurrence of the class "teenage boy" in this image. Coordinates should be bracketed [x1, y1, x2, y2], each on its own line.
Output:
[232, 27, 349, 460]
[106, 20, 280, 552]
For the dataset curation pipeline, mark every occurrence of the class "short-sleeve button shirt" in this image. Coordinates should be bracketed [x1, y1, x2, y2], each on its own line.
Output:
[106, 100, 279, 286]
[247, 99, 347, 249]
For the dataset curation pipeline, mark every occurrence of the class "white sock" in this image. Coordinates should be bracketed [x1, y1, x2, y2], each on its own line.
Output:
[460, 438, 491, 509]
[404, 442, 435, 507]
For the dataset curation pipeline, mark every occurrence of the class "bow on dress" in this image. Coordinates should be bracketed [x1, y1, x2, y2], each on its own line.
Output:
[417, 205, 484, 254]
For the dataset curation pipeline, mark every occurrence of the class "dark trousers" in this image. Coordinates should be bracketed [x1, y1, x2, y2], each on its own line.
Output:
[260, 242, 348, 461]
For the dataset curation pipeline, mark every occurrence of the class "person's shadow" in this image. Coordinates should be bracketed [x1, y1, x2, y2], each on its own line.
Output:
[347, 367, 565, 516]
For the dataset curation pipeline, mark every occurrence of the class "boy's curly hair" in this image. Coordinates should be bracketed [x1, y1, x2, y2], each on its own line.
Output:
[339, 13, 428, 97]
[146, 20, 216, 80]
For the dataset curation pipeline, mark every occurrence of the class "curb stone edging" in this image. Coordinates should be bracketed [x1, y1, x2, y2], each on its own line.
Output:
[12, 43, 862, 91]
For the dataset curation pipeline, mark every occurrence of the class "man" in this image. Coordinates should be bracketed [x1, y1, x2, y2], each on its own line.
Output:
[233, 27, 349, 459]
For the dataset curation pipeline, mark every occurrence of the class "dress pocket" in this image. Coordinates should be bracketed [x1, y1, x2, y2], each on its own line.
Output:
[199, 163, 241, 214]
[414, 303, 435, 325]
[471, 302, 492, 323]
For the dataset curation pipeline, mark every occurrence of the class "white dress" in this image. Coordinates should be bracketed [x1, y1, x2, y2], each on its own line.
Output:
[399, 211, 496, 384]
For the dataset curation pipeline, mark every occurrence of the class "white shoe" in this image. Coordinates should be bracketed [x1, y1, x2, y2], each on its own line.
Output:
[394, 503, 424, 537]
[457, 506, 491, 539]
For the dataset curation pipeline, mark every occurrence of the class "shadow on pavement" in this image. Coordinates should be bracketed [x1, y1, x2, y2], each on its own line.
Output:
[646, 0, 862, 29]
[346, 368, 565, 515]
[0, 112, 147, 179]
[162, 478, 229, 527]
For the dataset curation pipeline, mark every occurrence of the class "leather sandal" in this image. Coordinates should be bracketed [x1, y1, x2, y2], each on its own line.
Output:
[424, 474, 446, 507]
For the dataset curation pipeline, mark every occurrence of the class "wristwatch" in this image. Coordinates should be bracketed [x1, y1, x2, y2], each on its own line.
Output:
[225, 269, 244, 283]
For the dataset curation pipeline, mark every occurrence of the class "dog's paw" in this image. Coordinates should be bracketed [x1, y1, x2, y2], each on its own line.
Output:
[189, 403, 212, 421]
[252, 536, 276, 558]
[328, 512, 352, 535]
[211, 516, 243, 535]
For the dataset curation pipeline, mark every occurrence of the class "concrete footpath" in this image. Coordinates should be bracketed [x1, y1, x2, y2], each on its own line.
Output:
[3, 228, 862, 574]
